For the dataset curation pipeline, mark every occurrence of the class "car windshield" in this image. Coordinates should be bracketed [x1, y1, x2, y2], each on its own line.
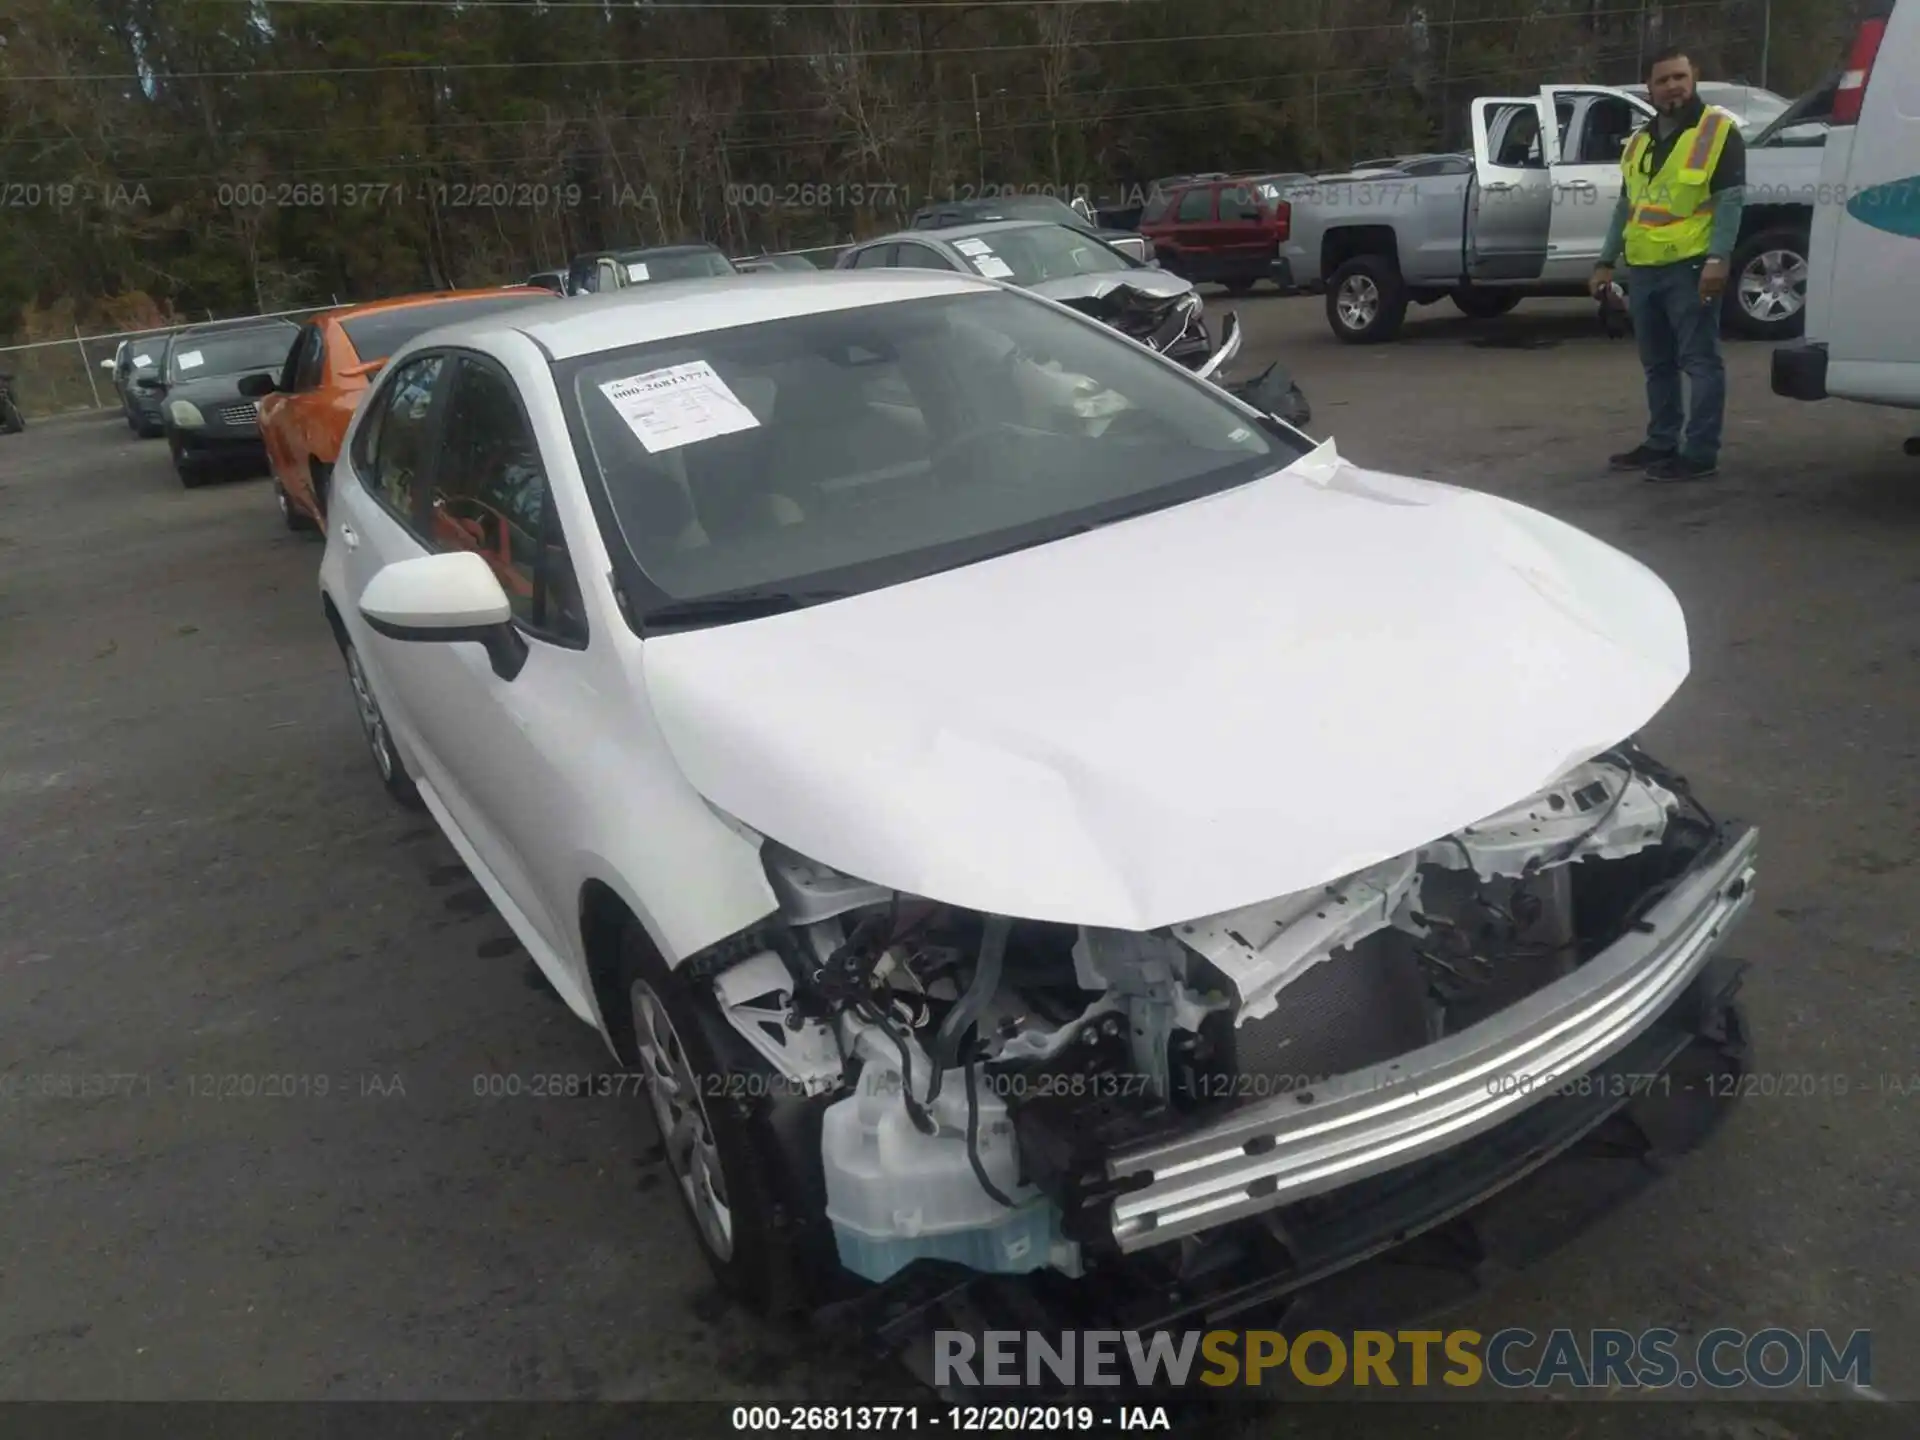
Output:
[340, 294, 557, 363]
[949, 226, 1131, 286]
[560, 289, 1302, 612]
[618, 250, 736, 282]
[168, 327, 298, 381]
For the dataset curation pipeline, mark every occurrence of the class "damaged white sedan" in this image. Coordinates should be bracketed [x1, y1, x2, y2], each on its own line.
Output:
[317, 268, 1758, 1351]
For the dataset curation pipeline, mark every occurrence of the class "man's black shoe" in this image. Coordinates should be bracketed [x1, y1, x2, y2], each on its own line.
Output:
[1646, 455, 1719, 482]
[1609, 444, 1676, 471]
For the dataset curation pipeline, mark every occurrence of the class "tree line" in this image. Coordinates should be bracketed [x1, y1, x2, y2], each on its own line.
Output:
[0, 0, 1863, 338]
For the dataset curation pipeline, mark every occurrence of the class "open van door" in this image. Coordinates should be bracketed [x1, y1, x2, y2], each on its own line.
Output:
[1467, 95, 1553, 279]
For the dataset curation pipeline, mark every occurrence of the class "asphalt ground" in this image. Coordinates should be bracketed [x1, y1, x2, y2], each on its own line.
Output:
[2, 290, 1917, 1440]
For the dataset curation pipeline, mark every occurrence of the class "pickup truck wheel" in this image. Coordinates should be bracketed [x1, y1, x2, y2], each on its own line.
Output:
[1224, 278, 1256, 296]
[1451, 287, 1521, 319]
[1726, 227, 1809, 340]
[1327, 256, 1408, 343]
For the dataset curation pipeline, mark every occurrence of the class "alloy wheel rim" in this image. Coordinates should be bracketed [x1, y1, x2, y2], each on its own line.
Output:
[344, 646, 393, 779]
[1738, 249, 1807, 322]
[631, 980, 734, 1262]
[1338, 275, 1380, 330]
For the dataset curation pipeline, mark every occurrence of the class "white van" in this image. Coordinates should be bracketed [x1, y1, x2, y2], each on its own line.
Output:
[1772, 0, 1920, 426]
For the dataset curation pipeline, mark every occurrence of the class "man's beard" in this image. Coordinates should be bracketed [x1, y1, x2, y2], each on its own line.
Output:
[1660, 94, 1691, 114]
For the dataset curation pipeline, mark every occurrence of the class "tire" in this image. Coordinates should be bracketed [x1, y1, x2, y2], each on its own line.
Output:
[340, 638, 423, 810]
[0, 400, 23, 435]
[276, 479, 317, 533]
[1326, 255, 1409, 343]
[616, 923, 791, 1312]
[309, 459, 334, 520]
[1451, 286, 1521, 319]
[169, 437, 204, 488]
[1224, 278, 1256, 296]
[1725, 226, 1809, 341]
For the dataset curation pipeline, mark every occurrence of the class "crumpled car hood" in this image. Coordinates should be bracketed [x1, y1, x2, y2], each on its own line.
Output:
[641, 441, 1690, 932]
[1027, 268, 1194, 306]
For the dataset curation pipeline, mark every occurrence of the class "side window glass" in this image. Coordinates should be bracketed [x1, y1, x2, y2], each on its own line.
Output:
[290, 327, 325, 392]
[278, 327, 310, 394]
[358, 354, 445, 521]
[894, 243, 957, 271]
[431, 359, 586, 642]
[852, 244, 896, 269]
[1174, 187, 1213, 222]
[1577, 98, 1638, 164]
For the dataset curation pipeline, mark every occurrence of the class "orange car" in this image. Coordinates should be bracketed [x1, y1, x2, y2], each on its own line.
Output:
[252, 287, 558, 532]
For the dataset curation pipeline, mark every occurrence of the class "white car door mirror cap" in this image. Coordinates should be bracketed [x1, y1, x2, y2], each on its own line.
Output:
[358, 552, 528, 680]
[359, 550, 514, 632]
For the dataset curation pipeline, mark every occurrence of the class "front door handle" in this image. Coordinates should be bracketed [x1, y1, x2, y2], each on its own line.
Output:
[340, 523, 359, 550]
[1556, 179, 1598, 192]
[1483, 180, 1518, 193]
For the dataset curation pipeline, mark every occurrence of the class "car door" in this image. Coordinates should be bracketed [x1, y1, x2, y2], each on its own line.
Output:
[1214, 182, 1268, 271]
[1541, 86, 1651, 278]
[343, 350, 591, 966]
[265, 323, 327, 508]
[1467, 95, 1554, 280]
[1168, 184, 1218, 277]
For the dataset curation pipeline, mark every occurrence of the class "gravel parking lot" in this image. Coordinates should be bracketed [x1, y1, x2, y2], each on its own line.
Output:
[4, 293, 1916, 1436]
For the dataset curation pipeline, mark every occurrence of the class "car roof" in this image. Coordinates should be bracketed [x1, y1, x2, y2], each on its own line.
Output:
[863, 219, 1055, 245]
[579, 244, 724, 262]
[172, 316, 301, 340]
[325, 287, 550, 324]
[417, 270, 994, 362]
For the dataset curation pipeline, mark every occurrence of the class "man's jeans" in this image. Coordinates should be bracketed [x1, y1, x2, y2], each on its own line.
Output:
[1625, 257, 1725, 465]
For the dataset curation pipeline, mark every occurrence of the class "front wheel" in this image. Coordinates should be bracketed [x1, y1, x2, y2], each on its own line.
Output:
[341, 638, 422, 809]
[168, 437, 204, 488]
[276, 480, 317, 533]
[618, 925, 790, 1312]
[0, 399, 23, 434]
[1725, 227, 1809, 341]
[1326, 255, 1409, 343]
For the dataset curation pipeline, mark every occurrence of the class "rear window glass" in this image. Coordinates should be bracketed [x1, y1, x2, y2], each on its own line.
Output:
[1140, 193, 1173, 224]
[340, 293, 557, 364]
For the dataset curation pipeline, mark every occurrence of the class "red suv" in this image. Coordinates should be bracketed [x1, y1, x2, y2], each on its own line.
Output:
[1138, 177, 1295, 294]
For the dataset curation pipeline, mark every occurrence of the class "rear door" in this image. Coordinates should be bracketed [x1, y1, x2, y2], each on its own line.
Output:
[1167, 184, 1219, 277]
[1215, 182, 1270, 272]
[1541, 86, 1651, 278]
[1467, 95, 1554, 280]
[1825, 0, 1920, 399]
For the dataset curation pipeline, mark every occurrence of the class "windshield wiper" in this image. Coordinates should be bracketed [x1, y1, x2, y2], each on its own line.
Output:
[640, 588, 846, 632]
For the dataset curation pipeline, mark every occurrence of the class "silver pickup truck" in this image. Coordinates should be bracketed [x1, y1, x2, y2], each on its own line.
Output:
[1283, 82, 1826, 344]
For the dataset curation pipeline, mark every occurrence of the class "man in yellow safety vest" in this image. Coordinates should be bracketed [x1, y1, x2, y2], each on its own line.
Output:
[1590, 46, 1747, 481]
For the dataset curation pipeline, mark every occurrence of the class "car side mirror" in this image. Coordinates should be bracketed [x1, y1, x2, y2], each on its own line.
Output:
[99, 358, 117, 371]
[238, 372, 278, 398]
[339, 357, 386, 380]
[357, 551, 529, 681]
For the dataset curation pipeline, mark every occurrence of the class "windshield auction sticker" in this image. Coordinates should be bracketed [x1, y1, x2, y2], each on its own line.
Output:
[175, 350, 204, 370]
[599, 361, 762, 453]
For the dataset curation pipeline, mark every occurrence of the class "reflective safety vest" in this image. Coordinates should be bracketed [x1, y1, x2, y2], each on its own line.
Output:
[1620, 105, 1736, 266]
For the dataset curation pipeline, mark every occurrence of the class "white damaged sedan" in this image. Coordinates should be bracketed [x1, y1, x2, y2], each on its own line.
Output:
[318, 269, 1757, 1348]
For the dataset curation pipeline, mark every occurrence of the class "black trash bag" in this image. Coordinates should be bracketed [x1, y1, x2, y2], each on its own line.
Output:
[1228, 361, 1311, 429]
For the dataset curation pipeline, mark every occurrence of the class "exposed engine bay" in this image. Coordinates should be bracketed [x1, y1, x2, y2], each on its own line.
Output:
[709, 740, 1724, 1290]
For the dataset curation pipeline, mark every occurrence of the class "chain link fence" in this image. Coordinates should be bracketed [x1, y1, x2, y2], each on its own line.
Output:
[1, 244, 851, 423]
[0, 303, 351, 423]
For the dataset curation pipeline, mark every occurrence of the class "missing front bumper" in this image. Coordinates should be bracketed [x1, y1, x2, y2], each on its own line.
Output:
[1100, 821, 1758, 1251]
